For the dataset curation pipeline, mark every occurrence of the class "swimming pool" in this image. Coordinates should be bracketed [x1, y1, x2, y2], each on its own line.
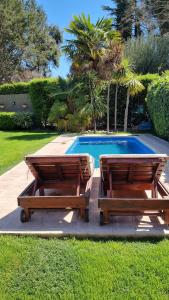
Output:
[66, 136, 156, 167]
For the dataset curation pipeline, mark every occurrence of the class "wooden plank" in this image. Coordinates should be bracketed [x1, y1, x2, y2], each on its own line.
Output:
[25, 155, 92, 182]
[98, 198, 169, 210]
[18, 195, 88, 209]
[108, 183, 153, 190]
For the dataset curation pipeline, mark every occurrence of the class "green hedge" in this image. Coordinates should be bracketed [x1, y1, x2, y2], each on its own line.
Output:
[29, 78, 58, 126]
[0, 82, 30, 95]
[0, 112, 34, 130]
[146, 77, 169, 139]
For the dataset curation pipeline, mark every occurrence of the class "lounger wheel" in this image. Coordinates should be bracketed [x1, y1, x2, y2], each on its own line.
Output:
[85, 208, 89, 222]
[20, 209, 30, 223]
[100, 211, 104, 226]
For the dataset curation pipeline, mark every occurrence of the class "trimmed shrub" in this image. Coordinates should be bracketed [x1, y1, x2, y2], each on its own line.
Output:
[0, 112, 34, 130]
[29, 78, 58, 127]
[0, 112, 16, 130]
[0, 82, 30, 95]
[146, 77, 169, 139]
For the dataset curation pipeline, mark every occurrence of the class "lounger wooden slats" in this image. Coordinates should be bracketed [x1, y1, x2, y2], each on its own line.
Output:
[98, 154, 169, 225]
[18, 155, 93, 223]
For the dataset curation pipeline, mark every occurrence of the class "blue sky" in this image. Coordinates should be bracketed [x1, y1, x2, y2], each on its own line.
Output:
[37, 0, 114, 77]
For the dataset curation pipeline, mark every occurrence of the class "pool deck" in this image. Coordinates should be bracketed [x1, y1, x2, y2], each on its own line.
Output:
[0, 133, 169, 238]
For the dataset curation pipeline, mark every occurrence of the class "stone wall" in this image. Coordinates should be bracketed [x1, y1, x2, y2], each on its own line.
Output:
[0, 94, 32, 112]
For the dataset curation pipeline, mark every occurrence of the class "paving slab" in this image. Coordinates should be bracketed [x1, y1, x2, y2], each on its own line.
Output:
[0, 133, 169, 238]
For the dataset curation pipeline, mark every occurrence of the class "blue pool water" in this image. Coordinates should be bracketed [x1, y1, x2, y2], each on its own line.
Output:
[66, 136, 155, 167]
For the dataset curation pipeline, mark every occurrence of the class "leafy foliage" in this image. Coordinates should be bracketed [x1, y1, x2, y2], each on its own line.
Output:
[48, 77, 92, 132]
[29, 78, 57, 126]
[13, 112, 34, 129]
[103, 0, 169, 38]
[63, 14, 122, 131]
[146, 75, 169, 139]
[0, 82, 30, 95]
[125, 35, 169, 74]
[0, 112, 16, 130]
[123, 72, 145, 131]
[0, 0, 62, 83]
[0, 112, 33, 130]
[103, 0, 133, 40]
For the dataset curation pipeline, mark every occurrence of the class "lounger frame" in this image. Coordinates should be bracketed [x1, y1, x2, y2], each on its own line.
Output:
[98, 154, 169, 225]
[18, 155, 93, 222]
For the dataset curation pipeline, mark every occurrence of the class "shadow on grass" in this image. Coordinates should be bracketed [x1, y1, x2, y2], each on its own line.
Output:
[6, 133, 57, 141]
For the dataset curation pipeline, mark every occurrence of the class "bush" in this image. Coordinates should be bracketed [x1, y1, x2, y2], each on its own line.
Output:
[13, 112, 34, 129]
[0, 112, 34, 130]
[0, 112, 16, 130]
[0, 82, 30, 95]
[29, 78, 58, 127]
[67, 112, 91, 132]
[146, 76, 169, 139]
[125, 35, 169, 74]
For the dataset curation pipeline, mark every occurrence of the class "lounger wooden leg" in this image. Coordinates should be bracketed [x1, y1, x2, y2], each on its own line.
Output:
[103, 210, 109, 224]
[164, 210, 169, 225]
[20, 208, 30, 223]
[39, 187, 44, 196]
[79, 208, 85, 219]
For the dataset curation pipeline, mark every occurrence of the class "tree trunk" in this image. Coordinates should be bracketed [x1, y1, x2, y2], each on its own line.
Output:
[94, 117, 96, 133]
[114, 84, 118, 132]
[124, 89, 130, 132]
[107, 84, 110, 134]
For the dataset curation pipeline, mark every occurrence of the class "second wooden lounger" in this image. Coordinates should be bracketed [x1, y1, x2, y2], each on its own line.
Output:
[98, 154, 169, 225]
[18, 154, 93, 223]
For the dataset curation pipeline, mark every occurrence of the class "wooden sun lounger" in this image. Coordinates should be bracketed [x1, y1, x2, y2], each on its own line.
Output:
[98, 154, 169, 225]
[18, 154, 93, 223]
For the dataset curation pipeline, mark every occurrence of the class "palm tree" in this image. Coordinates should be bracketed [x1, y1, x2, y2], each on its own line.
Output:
[123, 74, 144, 132]
[111, 72, 124, 131]
[63, 14, 121, 132]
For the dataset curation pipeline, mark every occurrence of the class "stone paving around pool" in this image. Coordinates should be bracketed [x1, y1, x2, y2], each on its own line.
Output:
[0, 133, 169, 238]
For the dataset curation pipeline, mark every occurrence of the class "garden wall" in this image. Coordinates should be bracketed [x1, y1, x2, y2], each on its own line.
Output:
[0, 94, 32, 112]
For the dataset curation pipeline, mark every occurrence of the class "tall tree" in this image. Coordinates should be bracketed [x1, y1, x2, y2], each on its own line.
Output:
[103, 1, 132, 40]
[103, 0, 142, 40]
[148, 0, 169, 35]
[0, 0, 62, 83]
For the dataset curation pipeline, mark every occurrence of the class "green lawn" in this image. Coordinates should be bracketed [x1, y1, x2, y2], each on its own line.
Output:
[0, 236, 169, 300]
[0, 131, 58, 175]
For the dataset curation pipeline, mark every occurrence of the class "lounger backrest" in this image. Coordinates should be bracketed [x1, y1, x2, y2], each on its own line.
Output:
[25, 155, 93, 182]
[100, 154, 168, 187]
